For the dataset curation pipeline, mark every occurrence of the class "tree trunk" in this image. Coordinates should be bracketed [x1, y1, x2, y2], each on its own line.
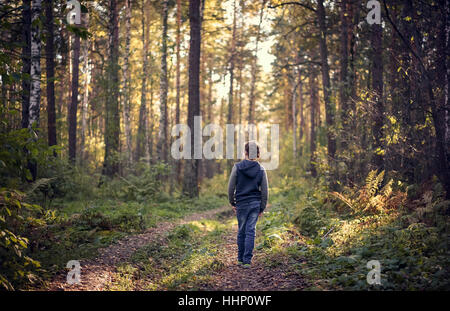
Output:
[102, 0, 120, 178]
[226, 0, 237, 172]
[136, 0, 149, 163]
[298, 70, 304, 142]
[80, 39, 90, 164]
[339, 0, 350, 149]
[227, 0, 237, 126]
[309, 63, 318, 178]
[69, 28, 80, 163]
[175, 0, 182, 180]
[21, 0, 31, 129]
[316, 0, 336, 181]
[122, 0, 132, 167]
[248, 0, 267, 124]
[292, 70, 298, 159]
[183, 0, 203, 197]
[157, 0, 169, 163]
[371, 23, 384, 170]
[45, 0, 56, 146]
[29, 0, 42, 128]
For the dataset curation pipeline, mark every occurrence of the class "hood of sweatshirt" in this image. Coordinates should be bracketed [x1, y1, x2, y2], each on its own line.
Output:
[236, 159, 261, 178]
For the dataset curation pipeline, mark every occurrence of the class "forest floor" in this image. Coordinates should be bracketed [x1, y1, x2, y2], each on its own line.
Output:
[43, 205, 305, 291]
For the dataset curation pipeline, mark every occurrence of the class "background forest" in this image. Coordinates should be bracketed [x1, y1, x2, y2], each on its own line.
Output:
[0, 0, 449, 290]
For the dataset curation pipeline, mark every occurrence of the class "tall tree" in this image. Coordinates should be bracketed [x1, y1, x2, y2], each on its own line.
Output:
[371, 21, 384, 170]
[157, 0, 169, 163]
[175, 0, 182, 179]
[122, 0, 132, 167]
[102, 0, 120, 177]
[21, 0, 31, 129]
[183, 0, 203, 197]
[29, 0, 42, 128]
[309, 62, 318, 178]
[248, 0, 267, 124]
[317, 0, 336, 183]
[227, 0, 237, 126]
[136, 0, 149, 162]
[80, 38, 90, 163]
[339, 0, 350, 149]
[69, 24, 81, 162]
[45, 0, 56, 146]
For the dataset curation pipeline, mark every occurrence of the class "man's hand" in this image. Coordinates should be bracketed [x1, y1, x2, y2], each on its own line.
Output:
[232, 205, 237, 214]
[259, 212, 263, 217]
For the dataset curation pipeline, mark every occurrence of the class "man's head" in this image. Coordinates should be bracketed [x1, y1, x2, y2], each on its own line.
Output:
[245, 141, 260, 160]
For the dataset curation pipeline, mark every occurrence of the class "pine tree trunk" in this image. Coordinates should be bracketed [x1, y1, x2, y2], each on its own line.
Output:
[157, 0, 169, 163]
[136, 0, 148, 163]
[248, 0, 267, 124]
[69, 29, 80, 163]
[339, 0, 349, 149]
[298, 70, 304, 142]
[309, 63, 318, 178]
[183, 0, 203, 197]
[122, 0, 132, 168]
[227, 0, 237, 126]
[175, 0, 182, 180]
[21, 0, 31, 129]
[316, 0, 336, 181]
[80, 38, 90, 164]
[45, 0, 56, 146]
[102, 0, 120, 177]
[371, 23, 384, 170]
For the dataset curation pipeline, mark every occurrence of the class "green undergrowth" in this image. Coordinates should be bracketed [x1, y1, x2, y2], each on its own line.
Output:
[257, 172, 450, 290]
[105, 210, 235, 290]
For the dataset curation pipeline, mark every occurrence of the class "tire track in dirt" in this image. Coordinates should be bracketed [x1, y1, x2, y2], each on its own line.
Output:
[43, 206, 229, 291]
[196, 219, 306, 291]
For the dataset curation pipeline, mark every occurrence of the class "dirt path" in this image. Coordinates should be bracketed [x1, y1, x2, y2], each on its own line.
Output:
[44, 206, 229, 291]
[44, 205, 305, 291]
[197, 221, 306, 291]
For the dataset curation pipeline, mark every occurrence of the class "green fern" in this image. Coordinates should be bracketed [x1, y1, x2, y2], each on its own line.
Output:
[365, 170, 384, 196]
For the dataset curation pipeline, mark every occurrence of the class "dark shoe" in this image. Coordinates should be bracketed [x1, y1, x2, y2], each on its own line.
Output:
[237, 261, 243, 266]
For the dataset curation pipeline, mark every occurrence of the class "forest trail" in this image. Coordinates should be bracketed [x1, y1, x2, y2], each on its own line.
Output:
[43, 205, 305, 291]
[44, 206, 229, 290]
[195, 220, 306, 291]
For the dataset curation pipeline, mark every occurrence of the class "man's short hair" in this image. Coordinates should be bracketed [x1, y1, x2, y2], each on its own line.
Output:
[245, 141, 260, 159]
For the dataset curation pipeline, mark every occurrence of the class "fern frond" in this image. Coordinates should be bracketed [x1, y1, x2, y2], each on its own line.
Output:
[329, 191, 355, 211]
[26, 178, 55, 197]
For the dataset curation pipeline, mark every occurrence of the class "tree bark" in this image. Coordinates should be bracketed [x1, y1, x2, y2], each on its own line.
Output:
[157, 0, 169, 163]
[80, 38, 90, 164]
[248, 0, 267, 124]
[309, 62, 318, 178]
[122, 0, 132, 167]
[371, 23, 384, 170]
[29, 0, 42, 128]
[45, 0, 56, 146]
[339, 0, 350, 149]
[69, 28, 80, 163]
[21, 0, 31, 129]
[183, 0, 203, 197]
[316, 0, 336, 181]
[136, 0, 149, 163]
[102, 0, 120, 177]
[175, 0, 182, 180]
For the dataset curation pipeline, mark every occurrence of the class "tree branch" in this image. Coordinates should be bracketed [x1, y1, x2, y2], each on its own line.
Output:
[268, 1, 316, 12]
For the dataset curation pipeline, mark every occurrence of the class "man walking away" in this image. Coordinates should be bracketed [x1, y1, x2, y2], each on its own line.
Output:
[228, 141, 269, 268]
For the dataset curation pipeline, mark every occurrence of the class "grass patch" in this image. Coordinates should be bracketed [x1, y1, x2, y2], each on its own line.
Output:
[106, 215, 235, 290]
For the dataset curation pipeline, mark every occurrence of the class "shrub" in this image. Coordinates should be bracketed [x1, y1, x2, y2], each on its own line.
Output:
[293, 205, 326, 237]
[0, 189, 43, 290]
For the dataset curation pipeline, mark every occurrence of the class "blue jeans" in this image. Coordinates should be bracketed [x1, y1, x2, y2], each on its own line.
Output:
[236, 201, 260, 264]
